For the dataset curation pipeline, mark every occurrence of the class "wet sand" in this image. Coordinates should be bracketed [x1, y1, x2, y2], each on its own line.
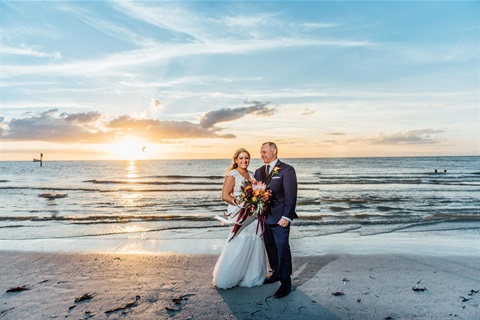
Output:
[1, 251, 478, 319]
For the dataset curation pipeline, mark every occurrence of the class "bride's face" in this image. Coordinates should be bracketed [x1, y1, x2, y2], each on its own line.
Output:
[236, 152, 250, 169]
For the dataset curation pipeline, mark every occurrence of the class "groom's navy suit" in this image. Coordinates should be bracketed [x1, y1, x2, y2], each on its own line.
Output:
[255, 160, 298, 287]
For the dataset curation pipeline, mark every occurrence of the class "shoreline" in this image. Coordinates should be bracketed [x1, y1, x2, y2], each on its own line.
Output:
[1, 251, 479, 319]
[1, 226, 478, 257]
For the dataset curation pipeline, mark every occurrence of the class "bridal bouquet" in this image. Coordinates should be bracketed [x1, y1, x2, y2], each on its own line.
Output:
[229, 180, 272, 241]
[237, 180, 272, 217]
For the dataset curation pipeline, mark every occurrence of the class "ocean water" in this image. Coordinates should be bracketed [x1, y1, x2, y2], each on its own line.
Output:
[0, 156, 479, 253]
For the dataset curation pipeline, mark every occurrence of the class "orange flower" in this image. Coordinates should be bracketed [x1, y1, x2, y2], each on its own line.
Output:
[272, 166, 281, 176]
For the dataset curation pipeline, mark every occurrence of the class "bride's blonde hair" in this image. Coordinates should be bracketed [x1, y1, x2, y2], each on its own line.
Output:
[227, 148, 251, 172]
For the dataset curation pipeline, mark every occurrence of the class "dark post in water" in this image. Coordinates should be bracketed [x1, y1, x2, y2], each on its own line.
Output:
[33, 153, 43, 167]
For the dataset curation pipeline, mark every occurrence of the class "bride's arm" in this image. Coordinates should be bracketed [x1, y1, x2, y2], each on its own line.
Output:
[221, 175, 238, 206]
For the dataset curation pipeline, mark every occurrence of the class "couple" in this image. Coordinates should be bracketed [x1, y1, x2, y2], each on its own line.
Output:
[213, 142, 298, 299]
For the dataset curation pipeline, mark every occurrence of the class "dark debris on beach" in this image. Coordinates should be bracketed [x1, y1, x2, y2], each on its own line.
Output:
[458, 289, 478, 304]
[74, 292, 96, 303]
[166, 293, 196, 314]
[6, 285, 30, 293]
[104, 295, 140, 315]
[467, 289, 478, 296]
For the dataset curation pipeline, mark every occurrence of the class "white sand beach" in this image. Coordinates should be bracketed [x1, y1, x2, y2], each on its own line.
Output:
[1, 251, 478, 319]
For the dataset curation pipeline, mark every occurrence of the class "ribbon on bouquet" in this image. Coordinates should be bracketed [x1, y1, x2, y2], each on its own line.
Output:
[228, 204, 267, 242]
[228, 206, 248, 241]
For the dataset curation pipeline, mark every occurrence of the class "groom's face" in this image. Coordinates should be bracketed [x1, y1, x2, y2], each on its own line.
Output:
[260, 144, 276, 164]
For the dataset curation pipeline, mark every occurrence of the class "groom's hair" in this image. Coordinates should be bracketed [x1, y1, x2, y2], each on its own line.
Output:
[262, 142, 278, 154]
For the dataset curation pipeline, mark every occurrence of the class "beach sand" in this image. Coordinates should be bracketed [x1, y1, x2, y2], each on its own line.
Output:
[1, 251, 478, 319]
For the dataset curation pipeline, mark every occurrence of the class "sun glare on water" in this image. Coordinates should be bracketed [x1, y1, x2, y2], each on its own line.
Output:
[108, 137, 149, 160]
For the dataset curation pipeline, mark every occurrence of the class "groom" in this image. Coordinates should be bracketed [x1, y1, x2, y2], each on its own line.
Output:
[255, 142, 298, 299]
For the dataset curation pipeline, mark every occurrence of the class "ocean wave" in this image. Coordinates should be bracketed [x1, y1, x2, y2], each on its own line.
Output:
[146, 175, 223, 180]
[321, 197, 405, 204]
[0, 214, 217, 223]
[0, 224, 29, 229]
[318, 173, 479, 182]
[0, 186, 101, 192]
[2, 210, 477, 224]
[317, 179, 480, 185]
[329, 206, 348, 212]
[38, 193, 68, 199]
[290, 225, 362, 239]
[1, 214, 479, 241]
[0, 186, 221, 193]
[85, 179, 221, 185]
[376, 206, 395, 212]
[0, 224, 224, 240]
[426, 212, 480, 221]
[115, 188, 220, 192]
[297, 199, 320, 206]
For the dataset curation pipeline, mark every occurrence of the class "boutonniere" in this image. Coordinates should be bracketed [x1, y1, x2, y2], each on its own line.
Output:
[272, 166, 281, 176]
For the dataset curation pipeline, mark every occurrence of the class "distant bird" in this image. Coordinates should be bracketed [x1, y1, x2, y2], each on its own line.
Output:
[142, 146, 147, 153]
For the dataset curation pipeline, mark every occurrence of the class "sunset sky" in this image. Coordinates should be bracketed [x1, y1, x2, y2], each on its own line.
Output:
[1, 1, 478, 161]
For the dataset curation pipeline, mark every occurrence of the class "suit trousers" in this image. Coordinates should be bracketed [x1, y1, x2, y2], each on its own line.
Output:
[264, 223, 292, 286]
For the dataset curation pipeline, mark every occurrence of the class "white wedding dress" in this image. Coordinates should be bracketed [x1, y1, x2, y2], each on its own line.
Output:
[212, 169, 267, 289]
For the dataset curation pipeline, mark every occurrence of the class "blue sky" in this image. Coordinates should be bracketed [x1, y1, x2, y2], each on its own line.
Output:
[1, 1, 478, 160]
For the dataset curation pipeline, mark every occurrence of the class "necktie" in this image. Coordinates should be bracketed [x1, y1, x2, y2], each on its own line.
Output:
[266, 164, 270, 175]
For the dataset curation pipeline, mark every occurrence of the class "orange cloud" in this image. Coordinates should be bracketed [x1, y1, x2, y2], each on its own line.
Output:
[1, 103, 275, 143]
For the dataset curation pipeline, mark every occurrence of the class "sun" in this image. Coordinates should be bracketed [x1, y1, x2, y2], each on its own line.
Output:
[107, 136, 149, 160]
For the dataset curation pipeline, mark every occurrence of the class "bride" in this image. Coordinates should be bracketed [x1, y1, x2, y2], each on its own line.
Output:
[212, 148, 267, 289]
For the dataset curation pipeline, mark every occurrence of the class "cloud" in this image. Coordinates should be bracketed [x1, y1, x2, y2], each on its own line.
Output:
[149, 98, 164, 115]
[2, 105, 264, 143]
[199, 100, 276, 128]
[1, 1, 374, 81]
[113, 1, 206, 41]
[299, 108, 316, 116]
[354, 129, 447, 145]
[285, 107, 316, 116]
[0, 116, 7, 135]
[0, 44, 61, 59]
[382, 42, 477, 64]
[61, 111, 104, 123]
[1, 35, 374, 80]
[302, 22, 337, 29]
[3, 109, 108, 143]
[425, 103, 453, 109]
[221, 13, 280, 28]
[55, 3, 156, 47]
[151, 98, 164, 109]
[107, 115, 233, 140]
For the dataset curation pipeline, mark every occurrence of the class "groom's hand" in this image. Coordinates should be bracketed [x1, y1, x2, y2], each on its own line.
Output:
[277, 217, 290, 228]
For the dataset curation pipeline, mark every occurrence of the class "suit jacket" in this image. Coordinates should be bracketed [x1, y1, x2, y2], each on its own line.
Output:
[255, 160, 298, 224]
